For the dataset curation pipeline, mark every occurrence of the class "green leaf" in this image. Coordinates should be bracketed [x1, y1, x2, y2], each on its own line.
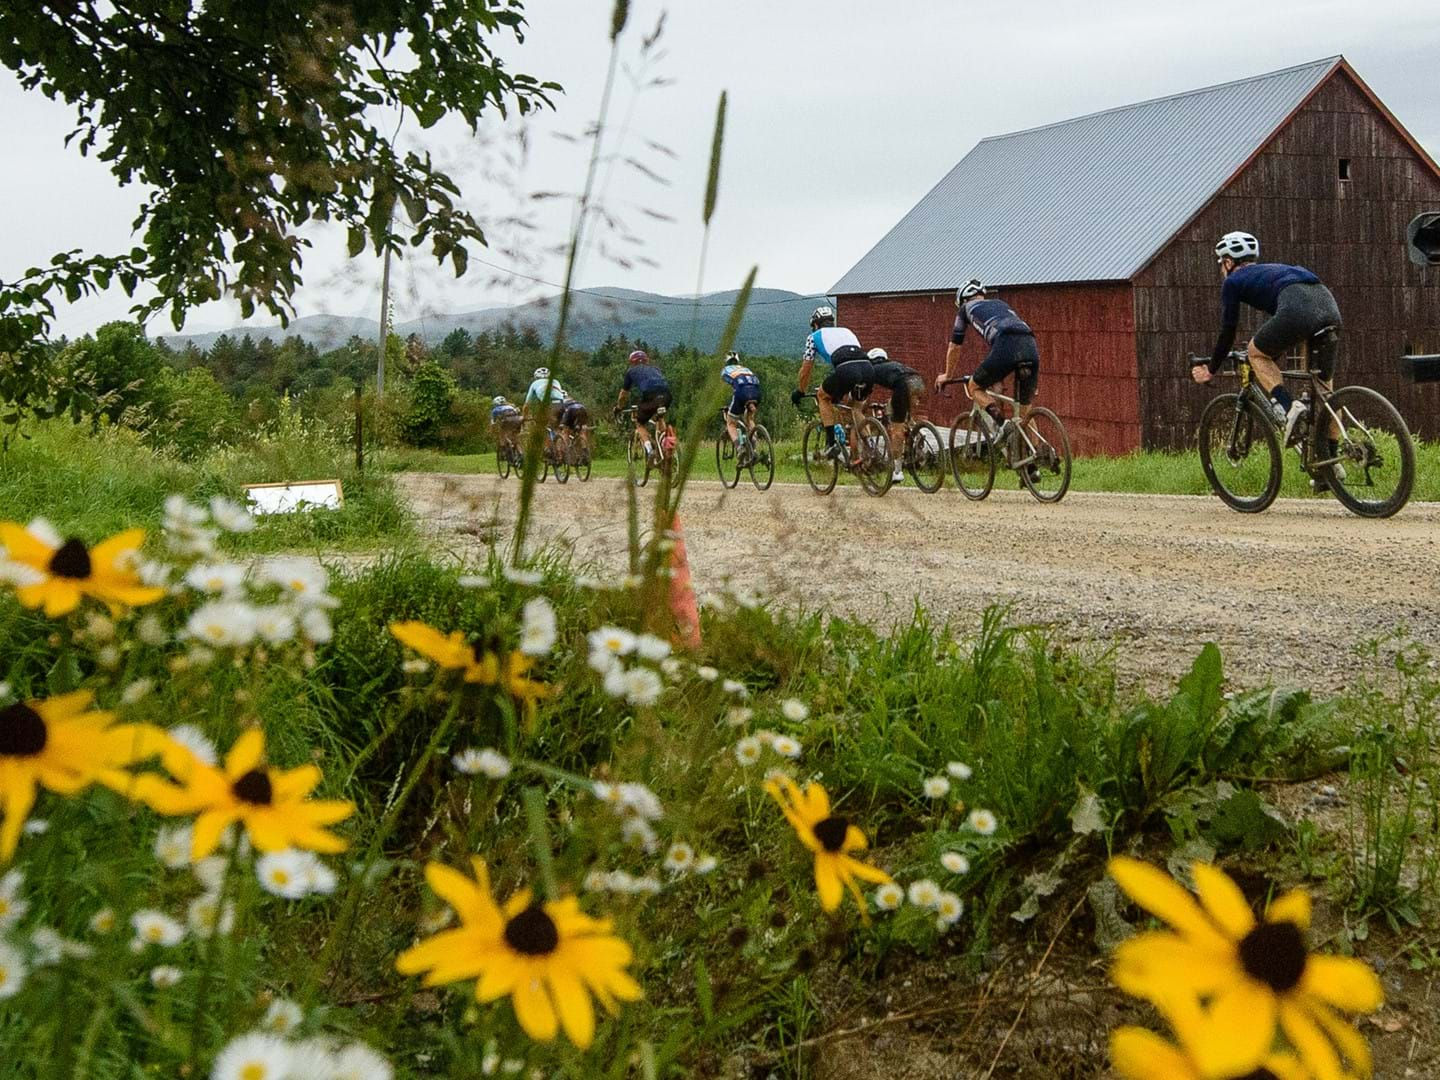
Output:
[347, 226, 366, 258]
[693, 955, 713, 1025]
[1206, 787, 1286, 850]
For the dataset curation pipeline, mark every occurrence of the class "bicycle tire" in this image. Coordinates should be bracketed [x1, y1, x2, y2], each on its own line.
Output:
[1198, 393, 1281, 513]
[750, 425, 775, 491]
[1018, 407, 1072, 503]
[535, 450, 548, 483]
[1316, 385, 1415, 518]
[574, 445, 592, 482]
[802, 421, 838, 495]
[496, 447, 510, 479]
[628, 430, 651, 487]
[906, 421, 946, 494]
[715, 431, 740, 489]
[554, 451, 569, 483]
[856, 416, 894, 497]
[948, 410, 996, 500]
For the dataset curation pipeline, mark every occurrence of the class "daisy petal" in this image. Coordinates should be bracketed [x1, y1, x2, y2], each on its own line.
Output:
[1280, 998, 1343, 1080]
[1109, 1026, 1199, 1080]
[547, 965, 596, 1050]
[512, 971, 560, 1042]
[1190, 981, 1277, 1078]
[1192, 862, 1256, 939]
[1108, 857, 1229, 952]
[1301, 954, 1384, 1014]
[1267, 888, 1312, 930]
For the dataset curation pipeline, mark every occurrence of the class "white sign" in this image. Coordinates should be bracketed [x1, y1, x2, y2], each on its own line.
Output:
[243, 480, 345, 515]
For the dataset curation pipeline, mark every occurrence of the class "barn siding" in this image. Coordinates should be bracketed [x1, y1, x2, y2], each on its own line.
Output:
[837, 284, 1140, 455]
[1133, 69, 1440, 450]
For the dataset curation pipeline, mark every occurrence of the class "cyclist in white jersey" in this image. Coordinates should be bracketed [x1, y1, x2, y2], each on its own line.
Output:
[522, 367, 568, 429]
[790, 306, 873, 459]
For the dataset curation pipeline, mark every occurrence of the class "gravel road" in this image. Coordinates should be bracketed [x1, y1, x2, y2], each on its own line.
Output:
[398, 472, 1440, 691]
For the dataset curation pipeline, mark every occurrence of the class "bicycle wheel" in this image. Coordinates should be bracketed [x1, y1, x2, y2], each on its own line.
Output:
[1316, 386, 1415, 518]
[855, 417, 894, 497]
[496, 447, 510, 479]
[948, 410, 996, 500]
[628, 430, 652, 487]
[715, 431, 740, 489]
[573, 445, 592, 483]
[1017, 407, 1072, 503]
[554, 450, 569, 484]
[802, 421, 838, 495]
[906, 421, 946, 494]
[749, 425, 775, 491]
[1198, 393, 1281, 512]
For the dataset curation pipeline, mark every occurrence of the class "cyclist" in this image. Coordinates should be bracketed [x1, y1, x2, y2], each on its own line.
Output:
[523, 367, 569, 434]
[868, 348, 926, 483]
[790, 305, 873, 461]
[556, 396, 591, 462]
[721, 351, 762, 463]
[935, 280, 1039, 434]
[615, 349, 674, 463]
[1192, 231, 1344, 488]
[490, 395, 523, 456]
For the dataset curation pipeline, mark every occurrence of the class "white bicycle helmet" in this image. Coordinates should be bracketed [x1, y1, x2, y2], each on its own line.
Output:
[1215, 231, 1259, 262]
[724, 351, 741, 364]
[956, 279, 986, 305]
[533, 367, 550, 380]
[810, 305, 835, 329]
[867, 347, 889, 361]
[492, 395, 508, 406]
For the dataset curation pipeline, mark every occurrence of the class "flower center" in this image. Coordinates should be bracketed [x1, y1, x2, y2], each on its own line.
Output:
[503, 904, 560, 956]
[48, 538, 93, 579]
[812, 815, 849, 853]
[1238, 920, 1308, 993]
[0, 702, 48, 757]
[232, 769, 274, 805]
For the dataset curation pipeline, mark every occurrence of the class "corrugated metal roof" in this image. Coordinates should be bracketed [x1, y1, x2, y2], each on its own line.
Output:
[831, 57, 1341, 295]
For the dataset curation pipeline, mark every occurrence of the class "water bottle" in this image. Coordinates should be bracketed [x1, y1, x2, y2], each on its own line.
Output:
[834, 424, 848, 448]
[1271, 400, 1288, 425]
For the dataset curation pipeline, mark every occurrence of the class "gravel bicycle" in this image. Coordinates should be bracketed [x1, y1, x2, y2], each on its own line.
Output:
[618, 405, 677, 487]
[1193, 334, 1415, 517]
[798, 392, 893, 497]
[715, 406, 775, 491]
[864, 400, 946, 494]
[558, 425, 593, 483]
[941, 377, 1072, 502]
[495, 436, 523, 479]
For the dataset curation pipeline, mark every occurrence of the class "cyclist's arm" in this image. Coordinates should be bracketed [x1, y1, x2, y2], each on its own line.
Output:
[796, 358, 815, 394]
[1207, 282, 1243, 372]
[938, 341, 965, 386]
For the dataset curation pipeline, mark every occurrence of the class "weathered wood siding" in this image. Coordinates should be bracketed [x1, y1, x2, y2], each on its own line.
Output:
[1133, 69, 1440, 449]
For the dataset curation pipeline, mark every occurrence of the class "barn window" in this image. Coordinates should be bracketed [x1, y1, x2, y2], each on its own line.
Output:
[1338, 158, 1351, 182]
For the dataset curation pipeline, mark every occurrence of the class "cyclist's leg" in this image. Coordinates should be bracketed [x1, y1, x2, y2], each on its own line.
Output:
[724, 392, 741, 444]
[972, 338, 1020, 427]
[888, 378, 911, 456]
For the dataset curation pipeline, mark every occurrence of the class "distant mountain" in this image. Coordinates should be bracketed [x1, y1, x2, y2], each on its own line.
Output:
[158, 287, 825, 357]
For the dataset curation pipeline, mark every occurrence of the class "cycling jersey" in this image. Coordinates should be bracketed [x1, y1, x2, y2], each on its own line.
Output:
[802, 326, 863, 367]
[870, 360, 920, 390]
[951, 298, 1033, 346]
[490, 404, 522, 423]
[1209, 262, 1326, 369]
[623, 364, 670, 397]
[721, 363, 759, 388]
[524, 378, 567, 406]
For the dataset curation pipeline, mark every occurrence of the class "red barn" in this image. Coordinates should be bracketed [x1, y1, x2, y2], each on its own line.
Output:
[831, 57, 1440, 455]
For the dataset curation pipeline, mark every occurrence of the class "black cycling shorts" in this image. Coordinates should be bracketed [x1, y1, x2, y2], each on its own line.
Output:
[559, 402, 589, 430]
[888, 375, 926, 423]
[726, 384, 761, 418]
[635, 388, 672, 425]
[821, 360, 874, 403]
[973, 332, 1040, 405]
[1253, 283, 1342, 380]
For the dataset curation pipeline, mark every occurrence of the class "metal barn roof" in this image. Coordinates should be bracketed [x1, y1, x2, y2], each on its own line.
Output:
[831, 57, 1342, 295]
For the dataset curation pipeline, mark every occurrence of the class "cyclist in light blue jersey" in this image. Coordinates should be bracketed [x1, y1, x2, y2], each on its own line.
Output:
[522, 367, 568, 430]
[720, 351, 761, 460]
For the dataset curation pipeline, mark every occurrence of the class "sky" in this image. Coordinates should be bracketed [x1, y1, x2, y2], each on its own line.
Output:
[2, 0, 1438, 338]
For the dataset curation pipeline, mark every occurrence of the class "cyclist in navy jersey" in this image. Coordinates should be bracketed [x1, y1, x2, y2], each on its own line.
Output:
[720, 352, 761, 460]
[615, 349, 674, 461]
[790, 305, 873, 460]
[1193, 231, 1343, 467]
[490, 396, 522, 456]
[868, 348, 926, 483]
[935, 280, 1040, 433]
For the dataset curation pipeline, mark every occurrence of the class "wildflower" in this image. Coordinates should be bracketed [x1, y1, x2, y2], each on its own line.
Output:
[331, 1042, 393, 1080]
[602, 664, 628, 698]
[923, 776, 951, 799]
[573, 575, 605, 591]
[592, 782, 622, 806]
[0, 519, 165, 617]
[722, 679, 748, 698]
[185, 563, 247, 596]
[519, 597, 557, 657]
[0, 690, 166, 859]
[135, 728, 353, 860]
[130, 910, 185, 949]
[695, 855, 718, 875]
[726, 706, 753, 726]
[187, 893, 236, 938]
[623, 667, 664, 707]
[187, 600, 260, 648]
[771, 735, 802, 759]
[501, 567, 543, 586]
[136, 614, 168, 646]
[0, 941, 27, 998]
[588, 626, 637, 670]
[621, 817, 659, 853]
[967, 809, 998, 836]
[634, 634, 671, 662]
[258, 849, 318, 899]
[947, 761, 974, 781]
[21, 819, 46, 836]
[396, 858, 643, 1049]
[453, 748, 512, 779]
[874, 883, 904, 911]
[29, 927, 66, 965]
[262, 998, 304, 1034]
[1109, 857, 1382, 1080]
[211, 1031, 294, 1080]
[695, 666, 719, 682]
[163, 495, 207, 530]
[302, 853, 338, 896]
[193, 856, 228, 893]
[1110, 992, 1314, 1080]
[167, 724, 218, 767]
[631, 875, 662, 895]
[766, 776, 892, 917]
[0, 870, 27, 928]
[121, 678, 156, 706]
[907, 879, 941, 909]
[154, 824, 195, 869]
[620, 573, 643, 589]
[402, 658, 430, 675]
[150, 965, 184, 988]
[936, 891, 963, 925]
[659, 657, 683, 678]
[390, 622, 551, 711]
[209, 497, 255, 533]
[941, 852, 971, 876]
[89, 908, 117, 934]
[253, 607, 297, 645]
[663, 842, 695, 873]
[780, 699, 809, 722]
[257, 559, 335, 608]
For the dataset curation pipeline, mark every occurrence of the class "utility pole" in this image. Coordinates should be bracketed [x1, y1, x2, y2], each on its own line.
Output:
[376, 245, 392, 400]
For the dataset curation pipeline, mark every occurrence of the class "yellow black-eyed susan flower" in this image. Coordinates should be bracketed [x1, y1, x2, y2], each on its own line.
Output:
[396, 858, 642, 1049]
[390, 621, 552, 712]
[1109, 857, 1380, 1080]
[0, 691, 165, 860]
[0, 520, 164, 617]
[1111, 1027, 1313, 1080]
[134, 729, 352, 860]
[765, 775, 892, 918]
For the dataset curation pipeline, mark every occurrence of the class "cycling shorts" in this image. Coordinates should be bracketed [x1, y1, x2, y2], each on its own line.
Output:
[1252, 283, 1342, 380]
[888, 375, 925, 423]
[636, 388, 673, 425]
[726, 383, 761, 417]
[559, 402, 589, 430]
[821, 351, 874, 403]
[973, 332, 1040, 405]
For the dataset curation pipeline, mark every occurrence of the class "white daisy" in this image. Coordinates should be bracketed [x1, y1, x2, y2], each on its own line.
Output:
[623, 667, 664, 707]
[663, 842, 695, 873]
[780, 699, 809, 722]
[330, 1042, 393, 1080]
[946, 761, 974, 781]
[89, 908, 117, 934]
[163, 495, 208, 530]
[136, 614, 169, 646]
[0, 941, 28, 999]
[573, 575, 605, 591]
[21, 819, 46, 836]
[150, 965, 184, 988]
[187, 893, 236, 939]
[401, 658, 430, 675]
[621, 817, 658, 853]
[210, 1031, 294, 1080]
[210, 496, 256, 533]
[120, 677, 156, 706]
[874, 883, 904, 911]
[967, 809, 999, 836]
[192, 856, 229, 893]
[0, 870, 28, 929]
[287, 1038, 339, 1078]
[634, 634, 672, 661]
[185, 563, 248, 596]
[592, 781, 623, 806]
[659, 656, 683, 678]
[0, 681, 10, 703]
[588, 626, 637, 665]
[519, 597, 556, 657]
[771, 735, 802, 759]
[725, 706, 753, 726]
[186, 600, 259, 648]
[256, 850, 312, 899]
[618, 783, 663, 820]
[602, 663, 628, 698]
[457, 574, 488, 588]
[940, 851, 971, 876]
[253, 607, 297, 645]
[452, 748, 512, 779]
[501, 567, 544, 586]
[130, 910, 185, 949]
[301, 854, 338, 897]
[694, 665, 719, 682]
[96, 644, 122, 669]
[695, 854, 719, 875]
[261, 998, 304, 1034]
[167, 724, 219, 767]
[82, 613, 116, 642]
[154, 824, 195, 869]
[257, 559, 335, 608]
[733, 737, 762, 766]
[630, 875, 663, 895]
[298, 607, 333, 644]
[722, 679, 749, 698]
[906, 879, 941, 910]
[935, 891, 964, 925]
[923, 776, 951, 799]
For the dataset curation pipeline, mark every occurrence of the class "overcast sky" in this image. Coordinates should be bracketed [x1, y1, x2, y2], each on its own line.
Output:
[3, 0, 1437, 338]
